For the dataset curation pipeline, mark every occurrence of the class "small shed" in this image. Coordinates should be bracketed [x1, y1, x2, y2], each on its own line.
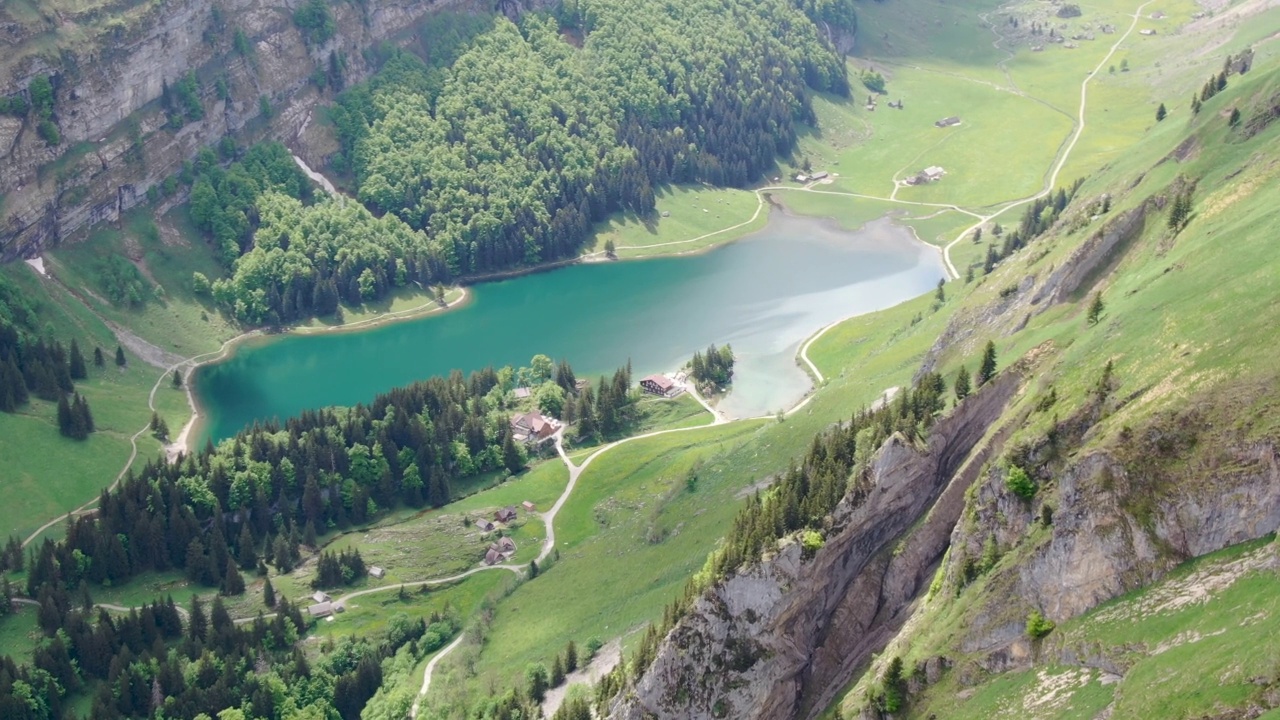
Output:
[312, 591, 331, 604]
[1139, 28, 1156, 36]
[935, 116, 962, 128]
[513, 387, 532, 399]
[794, 174, 808, 183]
[496, 506, 518, 523]
[496, 537, 517, 553]
[369, 566, 386, 579]
[308, 602, 333, 618]
[522, 500, 536, 511]
[484, 547, 503, 565]
[477, 519, 496, 532]
[809, 171, 829, 181]
[923, 166, 946, 182]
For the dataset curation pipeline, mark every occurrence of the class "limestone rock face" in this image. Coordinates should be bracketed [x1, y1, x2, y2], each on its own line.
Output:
[608, 371, 1023, 720]
[0, 0, 521, 260]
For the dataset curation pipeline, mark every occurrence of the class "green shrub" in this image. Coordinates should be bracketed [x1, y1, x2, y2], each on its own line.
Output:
[1026, 609, 1056, 639]
[1005, 465, 1036, 500]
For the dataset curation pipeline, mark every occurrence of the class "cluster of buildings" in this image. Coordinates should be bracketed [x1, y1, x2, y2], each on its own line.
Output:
[480, 503, 535, 565]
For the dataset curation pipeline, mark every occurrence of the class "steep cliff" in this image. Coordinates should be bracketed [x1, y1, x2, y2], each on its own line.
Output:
[0, 0, 510, 260]
[606, 369, 1025, 720]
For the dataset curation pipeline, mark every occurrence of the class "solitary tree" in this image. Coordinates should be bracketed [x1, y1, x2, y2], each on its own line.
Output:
[263, 578, 276, 608]
[114, 345, 126, 367]
[935, 279, 946, 303]
[604, 238, 617, 259]
[977, 341, 998, 386]
[172, 369, 183, 388]
[1087, 292, 1105, 326]
[1229, 107, 1241, 126]
[1155, 103, 1167, 122]
[93, 347, 105, 367]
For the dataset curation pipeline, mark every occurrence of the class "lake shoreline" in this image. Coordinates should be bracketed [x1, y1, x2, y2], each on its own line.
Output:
[190, 206, 943, 447]
[182, 287, 471, 452]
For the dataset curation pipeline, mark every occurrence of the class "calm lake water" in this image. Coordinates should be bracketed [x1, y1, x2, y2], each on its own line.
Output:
[195, 211, 946, 442]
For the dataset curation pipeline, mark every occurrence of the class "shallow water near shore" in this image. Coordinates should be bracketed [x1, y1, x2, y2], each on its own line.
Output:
[195, 211, 946, 442]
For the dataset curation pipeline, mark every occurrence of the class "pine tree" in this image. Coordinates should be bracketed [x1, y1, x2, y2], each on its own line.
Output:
[502, 429, 525, 474]
[237, 524, 257, 569]
[264, 578, 276, 608]
[172, 369, 183, 388]
[69, 339, 87, 379]
[1229, 107, 1241, 126]
[954, 365, 972, 401]
[93, 346, 105, 367]
[115, 345, 127, 367]
[977, 341, 998, 386]
[934, 278, 946, 303]
[551, 654, 565, 687]
[303, 519, 318, 548]
[222, 558, 245, 596]
[1087, 292, 1105, 326]
[57, 394, 74, 437]
[1155, 103, 1167, 122]
[565, 640, 578, 672]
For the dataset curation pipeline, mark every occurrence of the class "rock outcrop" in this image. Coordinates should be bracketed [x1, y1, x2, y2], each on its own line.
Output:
[0, 0, 549, 260]
[607, 370, 1024, 720]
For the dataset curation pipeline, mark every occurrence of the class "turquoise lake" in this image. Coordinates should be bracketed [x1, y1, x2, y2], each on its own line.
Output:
[194, 211, 947, 442]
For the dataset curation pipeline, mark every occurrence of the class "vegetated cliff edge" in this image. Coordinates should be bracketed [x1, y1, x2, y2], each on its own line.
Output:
[606, 369, 1025, 720]
[0, 0, 540, 260]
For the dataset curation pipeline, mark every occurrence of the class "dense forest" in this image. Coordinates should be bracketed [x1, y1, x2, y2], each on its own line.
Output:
[0, 355, 639, 719]
[197, 0, 849, 325]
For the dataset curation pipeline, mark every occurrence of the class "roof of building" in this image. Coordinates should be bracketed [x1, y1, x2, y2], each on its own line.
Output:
[312, 591, 330, 603]
[513, 387, 531, 399]
[522, 500, 536, 510]
[496, 506, 518, 521]
[308, 602, 333, 617]
[497, 537, 517, 552]
[936, 116, 961, 126]
[810, 171, 829, 180]
[924, 166, 945, 177]
[484, 548, 503, 565]
[641, 374, 676, 391]
[369, 566, 385, 578]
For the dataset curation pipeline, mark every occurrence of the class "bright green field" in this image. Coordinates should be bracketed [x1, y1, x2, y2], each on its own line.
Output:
[588, 184, 765, 258]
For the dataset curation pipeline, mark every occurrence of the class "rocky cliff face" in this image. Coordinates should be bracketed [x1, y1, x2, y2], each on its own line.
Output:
[0, 0, 504, 260]
[606, 370, 1025, 720]
[944, 407, 1280, 677]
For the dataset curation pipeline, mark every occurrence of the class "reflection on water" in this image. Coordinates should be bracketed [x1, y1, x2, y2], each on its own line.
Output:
[196, 211, 946, 441]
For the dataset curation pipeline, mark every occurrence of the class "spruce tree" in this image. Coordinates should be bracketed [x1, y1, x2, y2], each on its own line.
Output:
[1087, 292, 1105, 326]
[977, 341, 998, 386]
[1155, 103, 1167, 122]
[93, 346, 105, 367]
[57, 394, 74, 438]
[222, 559, 245, 596]
[237, 524, 257, 570]
[264, 577, 276, 607]
[954, 365, 972, 401]
[69, 339, 87, 379]
[115, 345, 126, 367]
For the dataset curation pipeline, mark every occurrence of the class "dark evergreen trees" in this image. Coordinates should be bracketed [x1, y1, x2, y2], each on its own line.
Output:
[114, 345, 126, 367]
[977, 341, 998, 386]
[689, 344, 735, 389]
